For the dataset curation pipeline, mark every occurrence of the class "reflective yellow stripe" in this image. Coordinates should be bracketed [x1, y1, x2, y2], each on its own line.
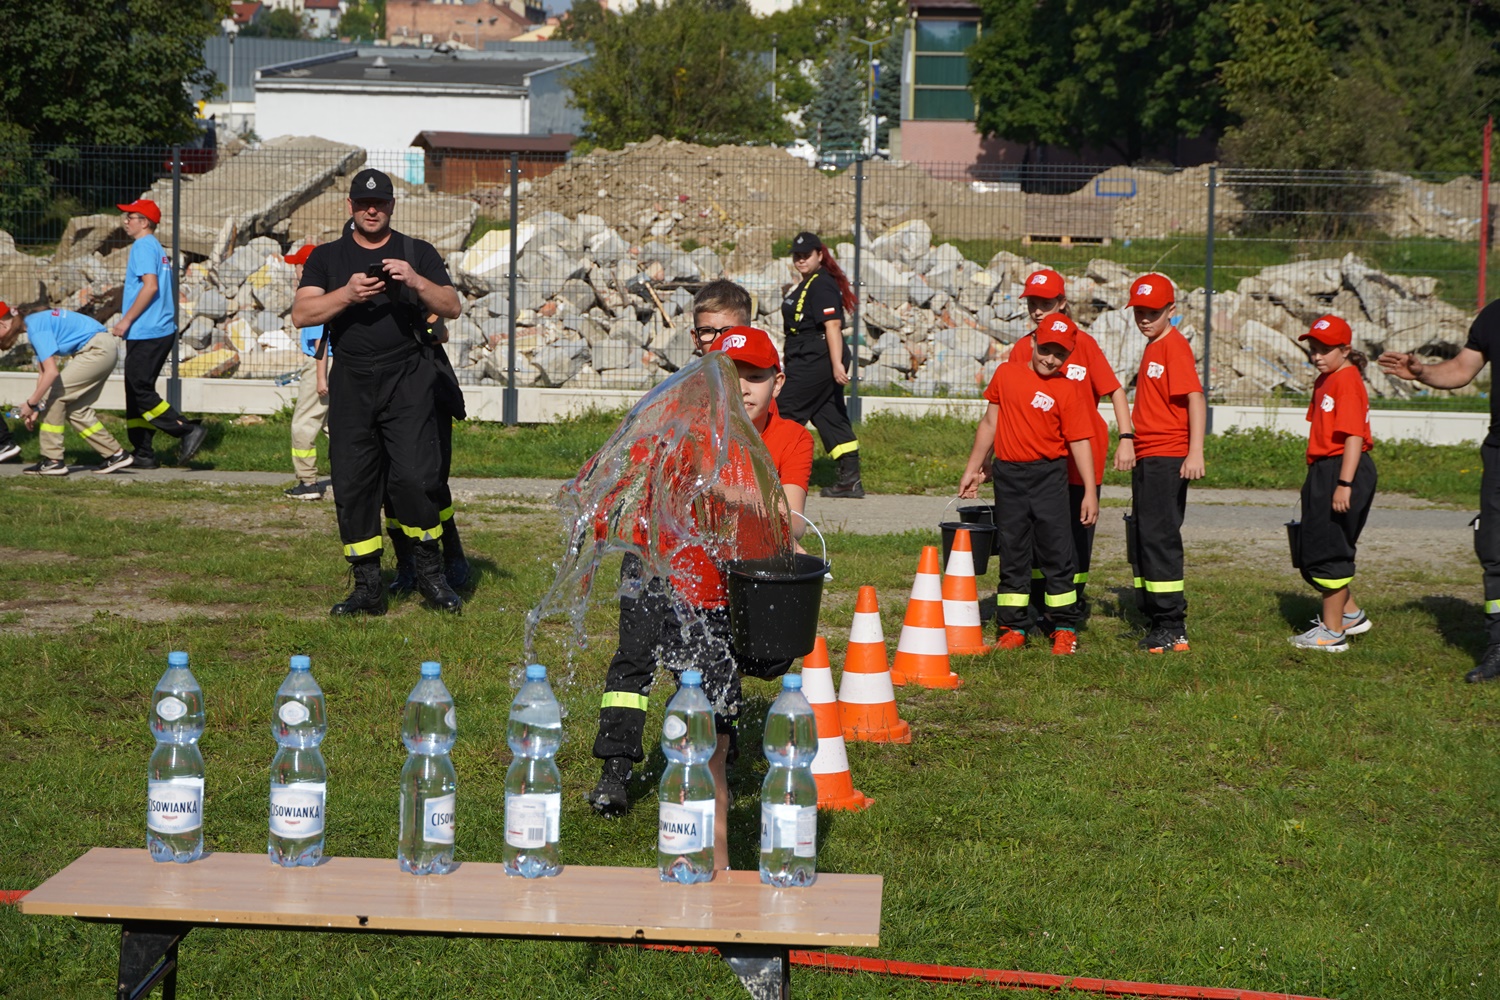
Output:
[602, 691, 649, 712]
[829, 440, 859, 460]
[290, 447, 318, 458]
[1312, 575, 1354, 591]
[1487, 599, 1500, 614]
[439, 506, 455, 522]
[400, 522, 443, 542]
[1133, 576, 1144, 589]
[143, 400, 171, 421]
[1044, 590, 1077, 607]
[78, 422, 104, 438]
[1074, 572, 1089, 584]
[1142, 579, 1185, 593]
[996, 593, 1029, 607]
[39, 423, 66, 434]
[126, 418, 152, 429]
[1030, 568, 1044, 579]
[343, 536, 383, 558]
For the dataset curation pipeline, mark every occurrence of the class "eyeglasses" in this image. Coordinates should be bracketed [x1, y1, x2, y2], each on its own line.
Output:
[693, 325, 736, 341]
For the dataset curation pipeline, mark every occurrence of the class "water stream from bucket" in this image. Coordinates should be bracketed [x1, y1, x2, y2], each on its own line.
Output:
[523, 352, 797, 705]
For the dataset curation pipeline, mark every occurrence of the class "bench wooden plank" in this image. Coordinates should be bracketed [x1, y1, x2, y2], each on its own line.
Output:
[21, 849, 882, 949]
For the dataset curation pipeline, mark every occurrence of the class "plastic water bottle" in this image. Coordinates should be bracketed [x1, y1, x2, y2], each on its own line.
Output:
[147, 651, 205, 863]
[268, 655, 327, 867]
[398, 661, 458, 875]
[657, 669, 717, 884]
[503, 664, 562, 878]
[759, 674, 819, 887]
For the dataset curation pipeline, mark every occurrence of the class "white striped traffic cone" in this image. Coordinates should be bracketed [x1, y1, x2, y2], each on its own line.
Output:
[891, 545, 962, 689]
[801, 637, 873, 811]
[838, 585, 912, 743]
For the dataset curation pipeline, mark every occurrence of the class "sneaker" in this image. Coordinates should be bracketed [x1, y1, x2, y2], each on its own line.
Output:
[284, 481, 325, 501]
[130, 454, 161, 470]
[0, 443, 20, 463]
[93, 450, 134, 474]
[587, 757, 632, 818]
[1341, 609, 1372, 635]
[1050, 628, 1078, 655]
[1465, 644, 1500, 683]
[1288, 621, 1349, 652]
[23, 458, 68, 476]
[995, 627, 1027, 650]
[176, 423, 209, 465]
[1140, 627, 1190, 653]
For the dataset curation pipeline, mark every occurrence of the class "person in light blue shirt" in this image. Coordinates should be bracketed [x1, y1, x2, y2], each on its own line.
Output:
[113, 198, 206, 469]
[283, 244, 330, 500]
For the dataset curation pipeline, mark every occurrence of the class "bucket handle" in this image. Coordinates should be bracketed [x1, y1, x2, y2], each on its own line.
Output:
[791, 509, 831, 578]
[942, 494, 961, 517]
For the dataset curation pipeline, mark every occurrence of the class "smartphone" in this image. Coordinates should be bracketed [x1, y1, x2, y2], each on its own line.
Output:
[364, 263, 387, 280]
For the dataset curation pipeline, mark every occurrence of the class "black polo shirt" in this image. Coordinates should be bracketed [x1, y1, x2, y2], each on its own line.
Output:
[1463, 299, 1500, 445]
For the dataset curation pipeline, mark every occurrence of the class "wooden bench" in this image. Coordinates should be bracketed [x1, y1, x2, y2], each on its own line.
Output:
[20, 848, 882, 1000]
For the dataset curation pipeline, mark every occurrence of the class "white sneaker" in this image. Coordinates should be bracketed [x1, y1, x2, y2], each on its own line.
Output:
[1341, 610, 1372, 635]
[1289, 621, 1349, 652]
[0, 443, 20, 463]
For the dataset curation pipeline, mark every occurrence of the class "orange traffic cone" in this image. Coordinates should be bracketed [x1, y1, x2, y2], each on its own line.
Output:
[838, 586, 911, 743]
[943, 529, 993, 655]
[891, 546, 962, 689]
[800, 637, 873, 811]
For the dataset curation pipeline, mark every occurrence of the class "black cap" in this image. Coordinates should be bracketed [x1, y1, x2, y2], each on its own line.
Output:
[790, 232, 824, 254]
[349, 168, 394, 201]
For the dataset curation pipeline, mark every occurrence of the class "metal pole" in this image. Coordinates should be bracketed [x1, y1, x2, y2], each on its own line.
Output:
[1202, 164, 1216, 435]
[168, 146, 183, 411]
[503, 151, 520, 426]
[848, 155, 864, 424]
[1481, 116, 1492, 311]
[228, 34, 234, 134]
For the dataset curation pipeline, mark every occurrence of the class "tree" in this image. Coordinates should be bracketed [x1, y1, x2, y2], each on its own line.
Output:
[564, 0, 789, 148]
[240, 8, 307, 39]
[809, 42, 866, 155]
[0, 0, 221, 148]
[338, 1, 381, 43]
[872, 31, 902, 150]
[969, 0, 1234, 163]
[760, 0, 905, 130]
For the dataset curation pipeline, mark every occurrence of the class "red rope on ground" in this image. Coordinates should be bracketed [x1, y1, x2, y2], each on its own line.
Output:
[0, 890, 28, 905]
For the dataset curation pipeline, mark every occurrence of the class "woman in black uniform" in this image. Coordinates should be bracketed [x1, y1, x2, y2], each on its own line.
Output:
[779, 232, 863, 498]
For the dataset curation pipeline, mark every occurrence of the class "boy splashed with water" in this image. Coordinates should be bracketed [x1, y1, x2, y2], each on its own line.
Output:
[530, 327, 811, 864]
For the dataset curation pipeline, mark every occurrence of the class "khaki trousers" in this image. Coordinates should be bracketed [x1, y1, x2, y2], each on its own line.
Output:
[38, 332, 123, 460]
[289, 354, 330, 483]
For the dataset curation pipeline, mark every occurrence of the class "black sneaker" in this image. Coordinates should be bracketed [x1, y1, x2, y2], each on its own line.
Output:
[131, 454, 161, 470]
[93, 450, 135, 474]
[1139, 627, 1190, 653]
[284, 482, 325, 501]
[1466, 644, 1500, 683]
[587, 758, 632, 817]
[176, 423, 209, 465]
[23, 458, 68, 476]
[0, 443, 20, 463]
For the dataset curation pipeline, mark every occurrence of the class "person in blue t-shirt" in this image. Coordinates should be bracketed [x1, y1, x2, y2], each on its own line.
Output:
[282, 244, 330, 500]
[0, 303, 133, 475]
[113, 198, 207, 469]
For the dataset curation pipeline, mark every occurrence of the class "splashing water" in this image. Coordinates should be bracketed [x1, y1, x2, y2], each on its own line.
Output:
[523, 352, 797, 689]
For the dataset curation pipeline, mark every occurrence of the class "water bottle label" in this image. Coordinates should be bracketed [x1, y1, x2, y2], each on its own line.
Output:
[278, 701, 310, 726]
[423, 792, 456, 844]
[662, 716, 687, 740]
[504, 792, 560, 848]
[156, 696, 188, 722]
[760, 803, 817, 858]
[658, 799, 714, 853]
[444, 707, 457, 730]
[269, 782, 325, 838]
[147, 777, 204, 833]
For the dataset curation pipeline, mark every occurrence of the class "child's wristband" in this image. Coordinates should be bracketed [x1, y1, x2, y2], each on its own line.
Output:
[1337, 479, 1354, 488]
[1118, 433, 1135, 440]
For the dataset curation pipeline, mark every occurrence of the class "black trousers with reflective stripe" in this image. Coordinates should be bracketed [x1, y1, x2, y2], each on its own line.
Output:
[994, 458, 1078, 630]
[1478, 443, 1500, 643]
[123, 336, 191, 458]
[1298, 454, 1376, 594]
[778, 338, 857, 458]
[329, 353, 443, 562]
[1030, 482, 1095, 617]
[1131, 455, 1189, 630]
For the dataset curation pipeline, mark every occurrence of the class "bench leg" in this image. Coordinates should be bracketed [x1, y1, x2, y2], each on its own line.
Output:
[118, 922, 188, 1000]
[721, 944, 790, 1000]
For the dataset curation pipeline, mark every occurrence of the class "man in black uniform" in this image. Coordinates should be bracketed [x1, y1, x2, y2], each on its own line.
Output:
[291, 168, 463, 615]
[1380, 299, 1500, 682]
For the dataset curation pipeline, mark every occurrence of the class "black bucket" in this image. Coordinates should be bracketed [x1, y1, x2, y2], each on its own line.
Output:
[940, 522, 996, 576]
[1286, 520, 1302, 569]
[1123, 512, 1138, 568]
[725, 552, 829, 661]
[957, 505, 993, 525]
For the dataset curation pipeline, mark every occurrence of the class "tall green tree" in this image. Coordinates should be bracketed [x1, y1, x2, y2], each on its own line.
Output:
[240, 8, 306, 39]
[969, 0, 1234, 162]
[761, 0, 904, 126]
[564, 0, 788, 148]
[809, 41, 866, 154]
[872, 31, 902, 149]
[0, 0, 222, 147]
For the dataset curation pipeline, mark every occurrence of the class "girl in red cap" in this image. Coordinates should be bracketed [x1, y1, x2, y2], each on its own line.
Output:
[1289, 315, 1376, 652]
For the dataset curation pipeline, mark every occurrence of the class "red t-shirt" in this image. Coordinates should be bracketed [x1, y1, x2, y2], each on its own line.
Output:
[1132, 329, 1203, 457]
[1305, 363, 1373, 464]
[1008, 331, 1121, 485]
[982, 360, 1093, 463]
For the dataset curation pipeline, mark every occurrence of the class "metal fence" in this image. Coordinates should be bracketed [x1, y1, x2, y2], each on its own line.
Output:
[0, 140, 1489, 415]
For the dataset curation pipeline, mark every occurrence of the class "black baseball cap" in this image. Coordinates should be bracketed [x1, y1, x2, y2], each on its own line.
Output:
[790, 232, 824, 254]
[349, 168, 394, 201]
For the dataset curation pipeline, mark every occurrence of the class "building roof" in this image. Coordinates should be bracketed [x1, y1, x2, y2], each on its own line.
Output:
[262, 53, 560, 89]
[304, 0, 340, 9]
[907, 0, 981, 12]
[412, 131, 575, 153]
[230, 2, 262, 25]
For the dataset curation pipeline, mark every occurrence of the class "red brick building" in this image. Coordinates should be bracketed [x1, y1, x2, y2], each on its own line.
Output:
[385, 0, 545, 48]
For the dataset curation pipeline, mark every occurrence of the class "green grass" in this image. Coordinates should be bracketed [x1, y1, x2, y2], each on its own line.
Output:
[0, 483, 1496, 999]
[464, 214, 511, 249]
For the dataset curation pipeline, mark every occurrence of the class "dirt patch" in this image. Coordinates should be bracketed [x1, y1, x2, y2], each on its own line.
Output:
[0, 547, 79, 565]
[0, 590, 237, 633]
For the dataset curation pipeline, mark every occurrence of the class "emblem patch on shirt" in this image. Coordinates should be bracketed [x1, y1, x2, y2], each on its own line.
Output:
[1320, 395, 1335, 412]
[823, 307, 836, 315]
[1031, 391, 1055, 412]
[1066, 364, 1086, 381]
[1147, 361, 1165, 379]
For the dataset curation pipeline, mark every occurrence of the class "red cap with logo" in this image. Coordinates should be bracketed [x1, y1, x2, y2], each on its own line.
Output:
[709, 326, 782, 372]
[1034, 311, 1078, 353]
[1023, 269, 1066, 300]
[284, 244, 317, 265]
[1127, 272, 1175, 309]
[0, 301, 10, 320]
[1299, 314, 1353, 347]
[116, 198, 162, 225]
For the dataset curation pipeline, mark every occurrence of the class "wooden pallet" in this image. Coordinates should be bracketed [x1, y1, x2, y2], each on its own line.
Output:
[1020, 233, 1113, 247]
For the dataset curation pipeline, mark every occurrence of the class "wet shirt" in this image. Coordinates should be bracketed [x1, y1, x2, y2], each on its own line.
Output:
[781, 271, 843, 358]
[1008, 330, 1120, 485]
[1306, 363, 1373, 463]
[123, 235, 175, 340]
[25, 309, 104, 363]
[982, 360, 1093, 463]
[1463, 299, 1500, 446]
[1132, 328, 1202, 457]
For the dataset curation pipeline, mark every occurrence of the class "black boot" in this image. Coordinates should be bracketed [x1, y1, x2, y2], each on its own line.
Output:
[388, 530, 417, 595]
[331, 559, 387, 617]
[587, 756, 632, 817]
[413, 540, 462, 613]
[820, 451, 865, 499]
[441, 518, 471, 590]
[1467, 644, 1500, 683]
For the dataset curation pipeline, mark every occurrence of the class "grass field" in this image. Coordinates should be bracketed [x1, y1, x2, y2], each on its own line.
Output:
[0, 480, 1496, 999]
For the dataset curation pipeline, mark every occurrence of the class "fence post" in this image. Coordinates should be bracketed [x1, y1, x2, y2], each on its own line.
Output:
[1481, 116, 1492, 312]
[503, 151, 520, 427]
[1202, 164, 1216, 435]
[168, 145, 183, 411]
[848, 155, 865, 424]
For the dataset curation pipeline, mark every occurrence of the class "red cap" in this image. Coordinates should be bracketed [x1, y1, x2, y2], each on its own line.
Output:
[1299, 314, 1352, 347]
[1023, 269, 1066, 300]
[709, 326, 781, 372]
[1127, 273, 1175, 309]
[116, 199, 161, 225]
[284, 244, 316, 265]
[0, 302, 10, 320]
[1034, 312, 1078, 353]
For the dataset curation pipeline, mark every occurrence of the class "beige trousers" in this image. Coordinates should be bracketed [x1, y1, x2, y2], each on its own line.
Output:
[289, 354, 330, 483]
[38, 332, 123, 460]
